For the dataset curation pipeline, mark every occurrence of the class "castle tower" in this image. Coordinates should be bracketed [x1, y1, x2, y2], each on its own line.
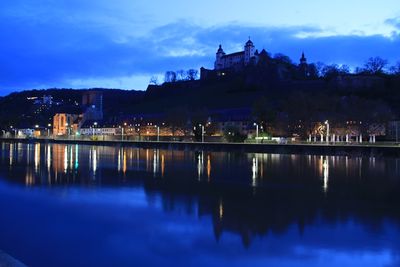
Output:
[299, 52, 309, 78]
[214, 45, 226, 70]
[300, 52, 307, 65]
[244, 38, 255, 65]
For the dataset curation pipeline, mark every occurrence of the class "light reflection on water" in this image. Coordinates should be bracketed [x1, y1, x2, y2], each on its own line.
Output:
[0, 141, 399, 267]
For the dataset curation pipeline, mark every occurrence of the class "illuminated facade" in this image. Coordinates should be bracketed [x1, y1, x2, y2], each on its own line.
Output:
[53, 113, 82, 136]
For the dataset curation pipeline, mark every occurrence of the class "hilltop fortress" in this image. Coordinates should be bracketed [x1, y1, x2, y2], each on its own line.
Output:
[201, 38, 308, 80]
[215, 39, 258, 70]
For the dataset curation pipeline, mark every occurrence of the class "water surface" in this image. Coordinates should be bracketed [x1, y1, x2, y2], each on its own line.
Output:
[0, 142, 399, 267]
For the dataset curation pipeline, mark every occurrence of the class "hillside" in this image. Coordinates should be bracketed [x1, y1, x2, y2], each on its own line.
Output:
[1, 67, 400, 135]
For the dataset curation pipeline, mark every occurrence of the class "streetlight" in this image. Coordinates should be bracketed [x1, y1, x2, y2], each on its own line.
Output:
[253, 123, 259, 143]
[10, 126, 17, 138]
[199, 124, 205, 143]
[324, 120, 330, 144]
[47, 123, 52, 137]
[121, 122, 127, 141]
[93, 122, 98, 138]
[154, 125, 160, 142]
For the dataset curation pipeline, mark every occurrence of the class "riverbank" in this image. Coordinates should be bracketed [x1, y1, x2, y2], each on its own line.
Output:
[1, 137, 400, 157]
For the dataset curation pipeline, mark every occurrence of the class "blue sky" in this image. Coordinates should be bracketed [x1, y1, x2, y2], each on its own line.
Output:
[0, 0, 400, 94]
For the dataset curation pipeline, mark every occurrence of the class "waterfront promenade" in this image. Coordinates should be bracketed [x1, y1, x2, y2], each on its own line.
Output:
[1, 137, 400, 157]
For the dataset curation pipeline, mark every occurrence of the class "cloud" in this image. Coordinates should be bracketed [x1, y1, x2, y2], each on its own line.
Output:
[386, 17, 400, 30]
[0, 2, 400, 95]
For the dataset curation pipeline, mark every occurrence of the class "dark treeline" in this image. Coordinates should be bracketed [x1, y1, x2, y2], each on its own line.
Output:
[150, 69, 199, 85]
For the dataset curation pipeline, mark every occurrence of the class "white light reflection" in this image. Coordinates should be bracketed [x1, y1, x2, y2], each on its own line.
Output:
[153, 149, 159, 177]
[9, 143, 13, 167]
[252, 157, 258, 187]
[69, 145, 73, 170]
[322, 156, 329, 193]
[197, 152, 204, 180]
[46, 144, 51, 171]
[34, 143, 40, 173]
[92, 148, 97, 175]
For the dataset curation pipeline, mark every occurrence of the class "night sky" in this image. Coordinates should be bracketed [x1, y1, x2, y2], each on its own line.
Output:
[0, 0, 400, 94]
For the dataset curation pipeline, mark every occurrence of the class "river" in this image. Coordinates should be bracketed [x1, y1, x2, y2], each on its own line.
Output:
[0, 142, 399, 267]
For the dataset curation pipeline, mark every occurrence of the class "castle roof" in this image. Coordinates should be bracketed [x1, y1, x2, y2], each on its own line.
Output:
[222, 51, 245, 58]
[245, 39, 254, 46]
[259, 49, 268, 56]
[217, 44, 225, 54]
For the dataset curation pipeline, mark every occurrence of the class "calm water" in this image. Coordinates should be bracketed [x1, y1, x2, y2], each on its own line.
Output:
[0, 142, 399, 267]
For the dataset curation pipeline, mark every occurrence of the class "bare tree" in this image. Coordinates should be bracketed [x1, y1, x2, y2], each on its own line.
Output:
[186, 69, 198, 80]
[354, 67, 365, 74]
[389, 61, 400, 75]
[321, 64, 340, 79]
[315, 62, 326, 78]
[176, 70, 186, 81]
[273, 53, 293, 65]
[149, 76, 158, 85]
[363, 57, 388, 75]
[164, 71, 177, 83]
[339, 64, 350, 74]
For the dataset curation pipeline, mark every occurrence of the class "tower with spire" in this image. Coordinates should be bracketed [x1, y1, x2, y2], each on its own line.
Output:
[299, 52, 309, 78]
[244, 38, 255, 65]
[215, 45, 226, 70]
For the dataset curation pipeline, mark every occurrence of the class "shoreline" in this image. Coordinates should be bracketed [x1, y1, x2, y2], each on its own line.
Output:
[1, 137, 400, 157]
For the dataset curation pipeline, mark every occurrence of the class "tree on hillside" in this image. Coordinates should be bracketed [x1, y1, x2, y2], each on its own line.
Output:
[149, 76, 159, 85]
[339, 65, 350, 75]
[315, 62, 326, 78]
[389, 62, 400, 75]
[273, 53, 293, 66]
[321, 64, 340, 80]
[176, 70, 186, 81]
[164, 71, 177, 83]
[186, 69, 199, 80]
[363, 57, 388, 75]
